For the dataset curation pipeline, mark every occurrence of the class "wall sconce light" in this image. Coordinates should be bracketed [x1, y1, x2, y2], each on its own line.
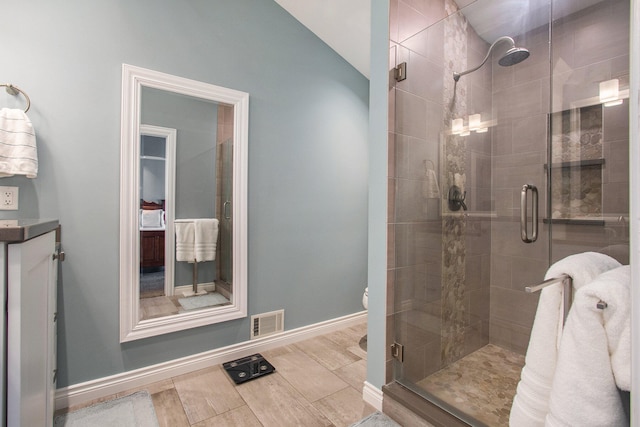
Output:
[469, 114, 481, 131]
[451, 115, 490, 136]
[452, 118, 464, 135]
[599, 79, 623, 107]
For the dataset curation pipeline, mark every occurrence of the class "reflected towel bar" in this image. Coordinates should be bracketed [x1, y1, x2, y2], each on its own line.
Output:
[175, 219, 200, 294]
[526, 274, 607, 315]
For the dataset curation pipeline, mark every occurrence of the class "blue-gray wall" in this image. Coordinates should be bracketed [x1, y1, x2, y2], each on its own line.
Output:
[367, 0, 390, 390]
[1, 0, 369, 387]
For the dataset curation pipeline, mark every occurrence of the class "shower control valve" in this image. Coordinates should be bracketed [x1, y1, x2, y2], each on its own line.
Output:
[448, 185, 467, 212]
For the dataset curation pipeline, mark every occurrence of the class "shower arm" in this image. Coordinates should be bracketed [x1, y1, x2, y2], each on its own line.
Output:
[453, 36, 515, 81]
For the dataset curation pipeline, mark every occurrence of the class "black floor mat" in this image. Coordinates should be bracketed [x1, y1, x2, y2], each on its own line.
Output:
[223, 353, 275, 384]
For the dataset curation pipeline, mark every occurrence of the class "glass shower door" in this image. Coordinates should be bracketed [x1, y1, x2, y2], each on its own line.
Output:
[388, 0, 551, 425]
[220, 138, 233, 284]
[388, 0, 630, 426]
[549, 0, 630, 265]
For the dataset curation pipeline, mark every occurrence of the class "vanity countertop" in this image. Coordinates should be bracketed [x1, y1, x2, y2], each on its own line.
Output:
[0, 219, 59, 243]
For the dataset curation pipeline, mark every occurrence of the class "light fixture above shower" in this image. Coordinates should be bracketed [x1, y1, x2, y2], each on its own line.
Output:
[453, 36, 530, 82]
[451, 113, 488, 136]
[599, 79, 623, 107]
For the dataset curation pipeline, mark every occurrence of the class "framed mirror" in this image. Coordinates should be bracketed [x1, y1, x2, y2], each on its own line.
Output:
[120, 64, 248, 342]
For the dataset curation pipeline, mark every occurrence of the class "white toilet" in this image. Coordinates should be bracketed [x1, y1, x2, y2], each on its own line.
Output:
[360, 287, 369, 352]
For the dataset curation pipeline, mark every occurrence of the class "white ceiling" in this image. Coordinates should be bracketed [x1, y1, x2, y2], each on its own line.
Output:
[274, 0, 371, 78]
[274, 0, 606, 80]
[462, 0, 605, 43]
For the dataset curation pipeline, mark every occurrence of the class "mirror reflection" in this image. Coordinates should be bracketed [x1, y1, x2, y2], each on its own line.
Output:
[138, 89, 234, 320]
[120, 64, 248, 342]
[139, 125, 175, 303]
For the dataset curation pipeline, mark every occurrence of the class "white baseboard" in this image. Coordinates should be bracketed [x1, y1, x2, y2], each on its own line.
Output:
[172, 281, 216, 296]
[55, 311, 367, 410]
[362, 381, 383, 411]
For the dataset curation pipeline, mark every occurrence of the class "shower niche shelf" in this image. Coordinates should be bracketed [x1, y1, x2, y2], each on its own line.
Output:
[543, 158, 605, 169]
[543, 217, 605, 226]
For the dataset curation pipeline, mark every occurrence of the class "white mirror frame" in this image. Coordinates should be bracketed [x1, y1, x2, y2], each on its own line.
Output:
[120, 64, 249, 342]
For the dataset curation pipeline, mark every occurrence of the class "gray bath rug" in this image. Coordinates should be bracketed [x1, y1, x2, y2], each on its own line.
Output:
[140, 269, 164, 294]
[54, 391, 159, 427]
[350, 412, 401, 427]
[178, 292, 229, 310]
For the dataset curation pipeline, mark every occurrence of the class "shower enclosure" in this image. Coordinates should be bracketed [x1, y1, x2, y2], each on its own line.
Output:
[386, 0, 630, 425]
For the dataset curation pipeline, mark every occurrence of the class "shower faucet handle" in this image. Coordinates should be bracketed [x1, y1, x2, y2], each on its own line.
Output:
[459, 193, 467, 211]
[448, 185, 467, 212]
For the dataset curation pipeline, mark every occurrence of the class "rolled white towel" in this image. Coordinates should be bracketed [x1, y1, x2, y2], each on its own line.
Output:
[510, 252, 621, 427]
[545, 265, 630, 426]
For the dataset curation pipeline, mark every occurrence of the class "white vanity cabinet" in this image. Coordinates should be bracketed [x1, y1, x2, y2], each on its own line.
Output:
[0, 220, 59, 427]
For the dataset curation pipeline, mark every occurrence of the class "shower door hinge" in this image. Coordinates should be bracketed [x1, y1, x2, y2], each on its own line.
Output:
[391, 342, 404, 362]
[394, 62, 407, 82]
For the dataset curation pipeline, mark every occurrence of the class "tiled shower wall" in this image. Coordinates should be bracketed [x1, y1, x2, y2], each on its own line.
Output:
[387, 0, 630, 383]
[490, 0, 630, 354]
[387, 0, 492, 383]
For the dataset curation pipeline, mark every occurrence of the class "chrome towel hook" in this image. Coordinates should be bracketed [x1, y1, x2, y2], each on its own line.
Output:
[1, 83, 31, 113]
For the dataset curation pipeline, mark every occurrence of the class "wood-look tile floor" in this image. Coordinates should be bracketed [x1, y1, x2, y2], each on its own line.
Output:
[57, 320, 375, 427]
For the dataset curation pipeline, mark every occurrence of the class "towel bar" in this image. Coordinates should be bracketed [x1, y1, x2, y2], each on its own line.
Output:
[525, 274, 571, 293]
[526, 274, 608, 312]
[526, 274, 572, 326]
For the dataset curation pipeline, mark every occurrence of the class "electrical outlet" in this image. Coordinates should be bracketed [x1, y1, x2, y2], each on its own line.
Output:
[0, 186, 18, 210]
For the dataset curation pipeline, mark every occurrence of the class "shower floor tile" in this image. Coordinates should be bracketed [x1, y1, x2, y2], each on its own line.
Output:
[416, 344, 524, 427]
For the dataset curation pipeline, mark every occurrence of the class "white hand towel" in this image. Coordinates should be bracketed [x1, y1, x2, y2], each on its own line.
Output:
[194, 218, 218, 262]
[0, 108, 38, 178]
[175, 221, 195, 262]
[545, 265, 630, 427]
[510, 252, 621, 427]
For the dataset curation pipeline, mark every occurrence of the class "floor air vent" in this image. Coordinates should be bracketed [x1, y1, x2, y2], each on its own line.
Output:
[251, 309, 284, 339]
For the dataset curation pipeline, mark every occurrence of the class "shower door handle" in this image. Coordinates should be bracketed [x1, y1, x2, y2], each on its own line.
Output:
[520, 184, 538, 243]
[223, 201, 232, 220]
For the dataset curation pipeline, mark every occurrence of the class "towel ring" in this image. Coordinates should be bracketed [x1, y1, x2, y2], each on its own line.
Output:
[424, 159, 436, 170]
[1, 84, 31, 113]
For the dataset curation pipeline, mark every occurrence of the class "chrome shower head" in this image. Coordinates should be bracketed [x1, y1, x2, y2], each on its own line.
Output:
[453, 36, 529, 82]
[498, 47, 530, 66]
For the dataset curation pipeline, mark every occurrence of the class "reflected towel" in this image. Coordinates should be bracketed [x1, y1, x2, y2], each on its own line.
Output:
[195, 218, 218, 262]
[422, 168, 440, 199]
[0, 108, 38, 178]
[545, 265, 630, 426]
[175, 222, 195, 262]
[510, 252, 621, 427]
[140, 209, 164, 229]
